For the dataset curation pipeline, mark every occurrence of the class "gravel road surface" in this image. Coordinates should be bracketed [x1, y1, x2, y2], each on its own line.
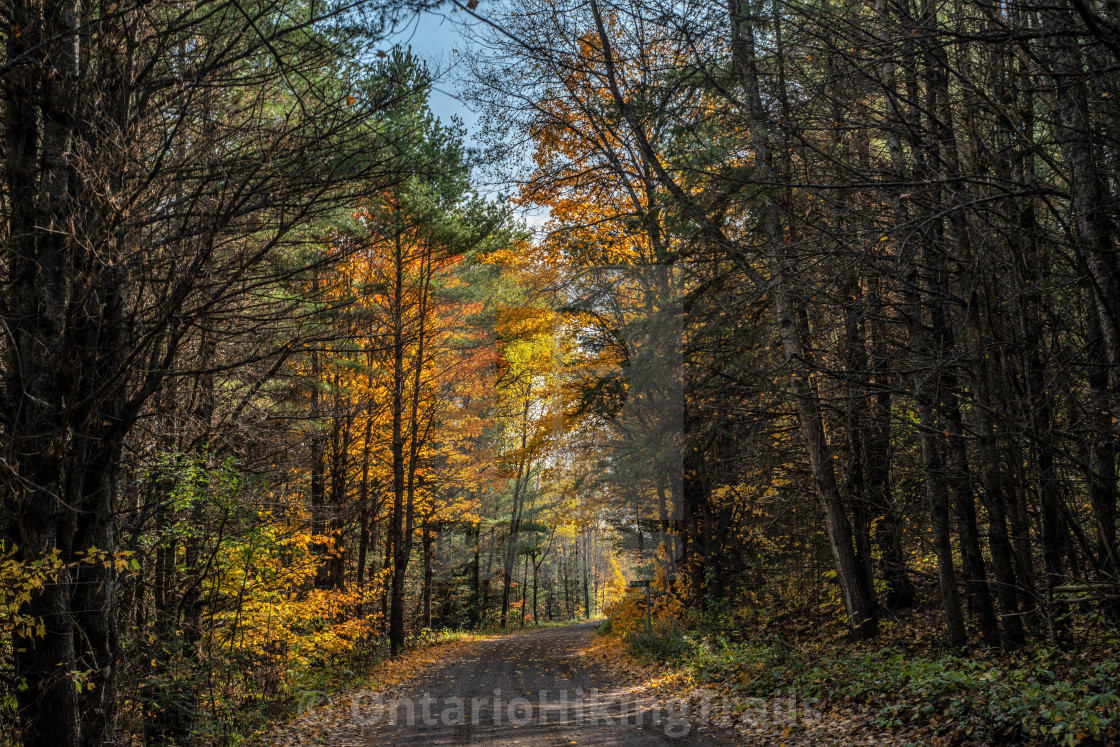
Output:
[354, 622, 728, 746]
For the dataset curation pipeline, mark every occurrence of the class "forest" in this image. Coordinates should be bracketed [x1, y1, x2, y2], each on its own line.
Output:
[1, 0, 1120, 743]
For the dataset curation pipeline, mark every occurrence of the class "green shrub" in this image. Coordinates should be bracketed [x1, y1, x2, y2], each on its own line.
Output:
[624, 621, 694, 662]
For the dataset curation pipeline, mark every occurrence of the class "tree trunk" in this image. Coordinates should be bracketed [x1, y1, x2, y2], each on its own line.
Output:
[532, 555, 540, 624]
[500, 395, 532, 628]
[724, 0, 877, 639]
[422, 524, 434, 630]
[389, 232, 409, 655]
[470, 522, 482, 628]
[582, 531, 592, 619]
[2, 0, 123, 739]
[520, 553, 529, 627]
[900, 215, 968, 648]
[1043, 3, 1120, 367]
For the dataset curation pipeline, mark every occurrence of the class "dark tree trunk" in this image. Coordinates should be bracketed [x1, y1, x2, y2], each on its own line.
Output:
[720, 0, 878, 639]
[422, 524, 434, 630]
[2, 0, 126, 739]
[469, 523, 482, 628]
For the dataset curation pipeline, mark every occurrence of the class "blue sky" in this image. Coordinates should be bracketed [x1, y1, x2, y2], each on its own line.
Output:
[386, 7, 550, 228]
[388, 8, 480, 143]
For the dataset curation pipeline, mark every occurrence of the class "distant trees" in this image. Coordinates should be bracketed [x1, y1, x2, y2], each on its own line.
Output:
[335, 135, 505, 654]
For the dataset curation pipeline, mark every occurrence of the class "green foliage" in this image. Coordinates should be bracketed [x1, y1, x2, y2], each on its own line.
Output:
[828, 650, 1120, 745]
[611, 611, 1120, 745]
[624, 621, 693, 662]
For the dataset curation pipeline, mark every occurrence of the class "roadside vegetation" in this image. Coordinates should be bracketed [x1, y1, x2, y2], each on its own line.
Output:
[604, 592, 1120, 745]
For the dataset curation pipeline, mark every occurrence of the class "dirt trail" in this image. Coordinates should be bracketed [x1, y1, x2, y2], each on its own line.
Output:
[282, 622, 730, 746]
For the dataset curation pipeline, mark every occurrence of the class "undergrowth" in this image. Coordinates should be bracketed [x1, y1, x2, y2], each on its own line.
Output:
[602, 601, 1120, 745]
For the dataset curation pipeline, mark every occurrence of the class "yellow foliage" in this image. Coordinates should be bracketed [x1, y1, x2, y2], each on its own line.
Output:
[1, 544, 135, 643]
[199, 514, 385, 712]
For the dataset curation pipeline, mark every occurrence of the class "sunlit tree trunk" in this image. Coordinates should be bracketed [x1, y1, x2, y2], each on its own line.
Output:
[500, 395, 532, 627]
